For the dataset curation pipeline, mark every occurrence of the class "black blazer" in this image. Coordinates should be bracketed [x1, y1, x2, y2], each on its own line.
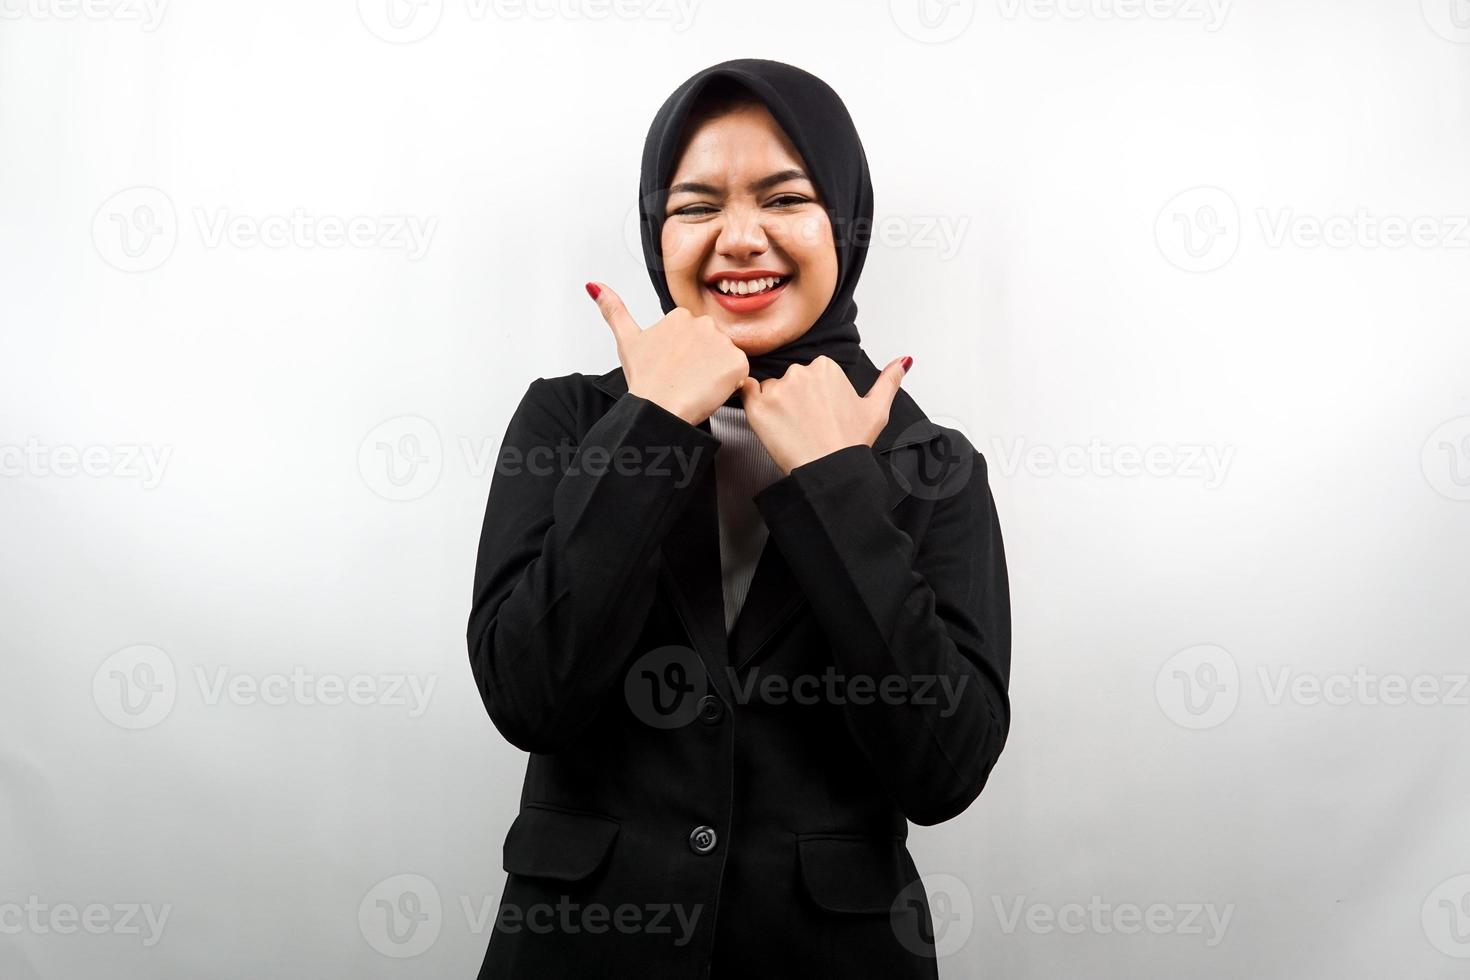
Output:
[467, 353, 1011, 979]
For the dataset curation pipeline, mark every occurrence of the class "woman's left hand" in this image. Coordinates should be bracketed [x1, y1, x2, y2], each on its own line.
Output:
[738, 355, 912, 475]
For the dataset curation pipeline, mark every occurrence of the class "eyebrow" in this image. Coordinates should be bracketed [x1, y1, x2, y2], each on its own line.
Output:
[667, 168, 812, 197]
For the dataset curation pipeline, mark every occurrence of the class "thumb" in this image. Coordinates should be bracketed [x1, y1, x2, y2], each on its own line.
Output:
[586, 281, 641, 348]
[864, 355, 911, 413]
[738, 376, 761, 409]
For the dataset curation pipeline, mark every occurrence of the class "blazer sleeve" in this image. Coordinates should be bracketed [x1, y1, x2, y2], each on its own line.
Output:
[752, 440, 1011, 826]
[467, 377, 720, 753]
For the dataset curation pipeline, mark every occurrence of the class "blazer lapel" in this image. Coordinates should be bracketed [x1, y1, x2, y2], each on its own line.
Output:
[589, 354, 949, 682]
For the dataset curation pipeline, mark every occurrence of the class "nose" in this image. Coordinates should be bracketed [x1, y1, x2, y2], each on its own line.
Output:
[713, 202, 770, 262]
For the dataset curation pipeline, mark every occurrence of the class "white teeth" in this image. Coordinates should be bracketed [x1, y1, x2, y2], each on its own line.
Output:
[715, 276, 784, 295]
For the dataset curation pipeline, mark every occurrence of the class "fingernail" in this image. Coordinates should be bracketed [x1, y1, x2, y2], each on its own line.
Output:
[901, 355, 913, 373]
[585, 282, 601, 300]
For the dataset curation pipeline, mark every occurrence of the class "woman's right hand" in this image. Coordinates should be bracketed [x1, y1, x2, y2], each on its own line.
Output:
[587, 281, 749, 427]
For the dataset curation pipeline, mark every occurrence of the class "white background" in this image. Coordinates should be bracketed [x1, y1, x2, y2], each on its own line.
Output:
[3, 0, 1469, 977]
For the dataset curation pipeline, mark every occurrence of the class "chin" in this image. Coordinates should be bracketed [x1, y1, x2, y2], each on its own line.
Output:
[718, 320, 794, 357]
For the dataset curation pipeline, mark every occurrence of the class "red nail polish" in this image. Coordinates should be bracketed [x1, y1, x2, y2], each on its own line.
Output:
[585, 282, 601, 300]
[901, 355, 913, 372]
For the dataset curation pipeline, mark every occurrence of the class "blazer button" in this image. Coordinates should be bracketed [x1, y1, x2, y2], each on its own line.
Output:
[696, 695, 725, 725]
[689, 825, 718, 855]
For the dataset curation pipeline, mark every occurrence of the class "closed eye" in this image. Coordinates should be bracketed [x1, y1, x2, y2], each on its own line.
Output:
[670, 194, 813, 218]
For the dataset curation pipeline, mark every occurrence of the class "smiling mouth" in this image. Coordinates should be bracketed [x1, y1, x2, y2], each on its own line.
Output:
[704, 273, 793, 313]
[708, 274, 790, 296]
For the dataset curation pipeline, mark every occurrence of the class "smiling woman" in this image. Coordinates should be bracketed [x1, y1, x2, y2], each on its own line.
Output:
[468, 58, 1011, 979]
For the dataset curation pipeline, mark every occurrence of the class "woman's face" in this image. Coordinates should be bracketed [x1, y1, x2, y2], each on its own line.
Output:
[660, 103, 838, 357]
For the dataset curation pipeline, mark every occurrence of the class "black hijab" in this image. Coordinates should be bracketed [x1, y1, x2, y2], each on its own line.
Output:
[636, 59, 874, 394]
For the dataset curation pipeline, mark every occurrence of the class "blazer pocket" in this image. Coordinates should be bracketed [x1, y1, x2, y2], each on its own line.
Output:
[502, 804, 621, 882]
[796, 834, 911, 915]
